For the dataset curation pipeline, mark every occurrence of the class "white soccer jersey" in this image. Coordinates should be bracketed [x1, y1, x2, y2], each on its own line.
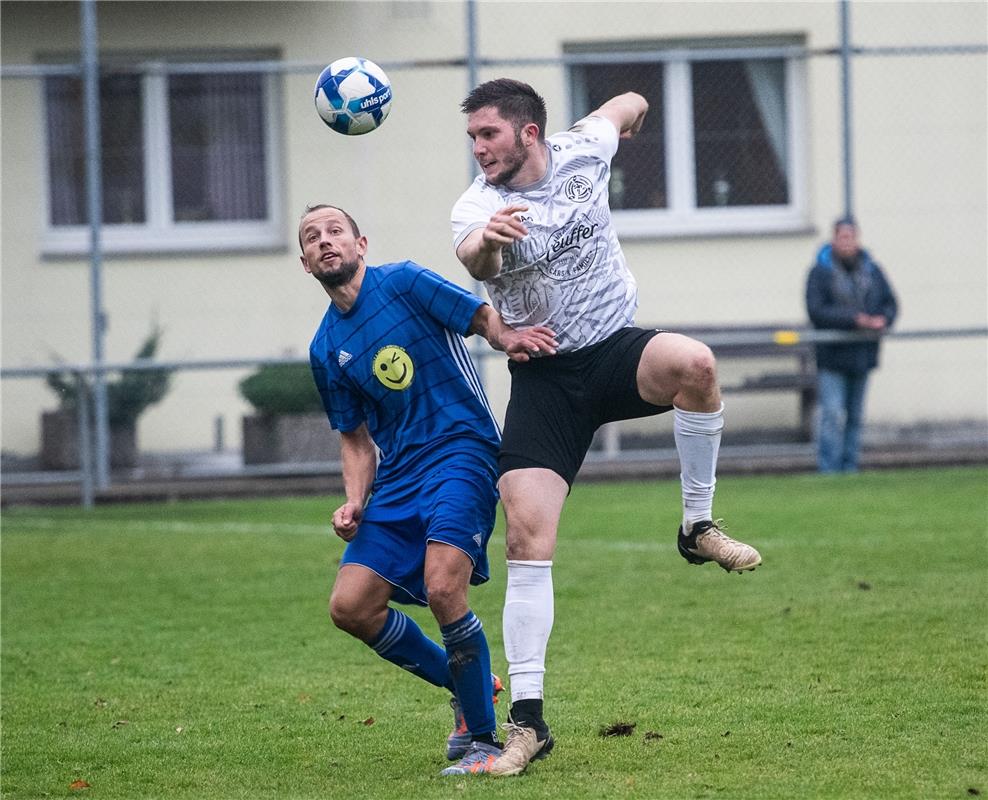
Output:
[451, 115, 638, 353]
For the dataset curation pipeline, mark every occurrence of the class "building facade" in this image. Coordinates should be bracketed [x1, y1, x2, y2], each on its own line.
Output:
[2, 1, 986, 458]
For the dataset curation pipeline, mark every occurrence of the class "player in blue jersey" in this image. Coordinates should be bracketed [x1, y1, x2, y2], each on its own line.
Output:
[301, 204, 557, 776]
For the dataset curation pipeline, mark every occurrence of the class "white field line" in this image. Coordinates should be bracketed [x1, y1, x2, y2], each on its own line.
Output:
[2, 516, 331, 537]
[2, 516, 901, 550]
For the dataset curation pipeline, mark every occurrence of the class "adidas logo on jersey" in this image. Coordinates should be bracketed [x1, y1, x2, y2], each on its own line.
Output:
[473, 533, 482, 547]
[338, 351, 353, 367]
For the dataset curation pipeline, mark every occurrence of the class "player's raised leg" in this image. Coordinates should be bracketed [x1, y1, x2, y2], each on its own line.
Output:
[636, 333, 762, 572]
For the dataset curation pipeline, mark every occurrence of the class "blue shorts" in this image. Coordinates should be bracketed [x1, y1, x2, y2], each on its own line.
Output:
[339, 454, 498, 606]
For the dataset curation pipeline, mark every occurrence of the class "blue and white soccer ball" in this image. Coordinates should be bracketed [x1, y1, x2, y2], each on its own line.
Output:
[314, 57, 393, 136]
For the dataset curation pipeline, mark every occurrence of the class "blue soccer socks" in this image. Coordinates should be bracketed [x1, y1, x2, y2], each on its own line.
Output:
[367, 607, 497, 740]
[369, 607, 454, 691]
[441, 610, 496, 737]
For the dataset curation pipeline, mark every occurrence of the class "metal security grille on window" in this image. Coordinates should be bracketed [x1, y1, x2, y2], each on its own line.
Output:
[569, 42, 805, 237]
[45, 69, 267, 227]
[169, 73, 268, 222]
[575, 57, 788, 211]
[692, 60, 788, 208]
[46, 74, 146, 225]
[578, 62, 667, 211]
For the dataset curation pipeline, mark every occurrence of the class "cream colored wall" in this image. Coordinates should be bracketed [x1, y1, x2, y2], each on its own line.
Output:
[2, 1, 985, 457]
[1, 1, 478, 455]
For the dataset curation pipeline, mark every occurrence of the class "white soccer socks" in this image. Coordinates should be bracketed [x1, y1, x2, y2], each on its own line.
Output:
[502, 560, 554, 703]
[673, 403, 724, 526]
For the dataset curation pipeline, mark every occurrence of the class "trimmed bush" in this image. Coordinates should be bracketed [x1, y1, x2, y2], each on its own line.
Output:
[238, 363, 323, 415]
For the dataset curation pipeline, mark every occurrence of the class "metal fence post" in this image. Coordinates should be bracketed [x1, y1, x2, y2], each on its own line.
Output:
[839, 0, 854, 220]
[81, 0, 110, 490]
[75, 371, 95, 508]
[463, 0, 489, 388]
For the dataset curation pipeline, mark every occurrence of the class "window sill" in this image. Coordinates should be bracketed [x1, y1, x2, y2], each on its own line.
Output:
[40, 222, 285, 257]
[613, 207, 815, 240]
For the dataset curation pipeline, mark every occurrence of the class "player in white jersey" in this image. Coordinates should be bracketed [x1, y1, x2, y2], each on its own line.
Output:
[451, 79, 763, 777]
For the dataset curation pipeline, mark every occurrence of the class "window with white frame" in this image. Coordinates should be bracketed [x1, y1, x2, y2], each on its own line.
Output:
[568, 39, 808, 238]
[42, 53, 282, 255]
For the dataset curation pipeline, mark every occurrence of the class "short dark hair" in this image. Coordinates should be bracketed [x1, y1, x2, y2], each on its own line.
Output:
[833, 215, 858, 233]
[461, 78, 547, 141]
[298, 204, 361, 248]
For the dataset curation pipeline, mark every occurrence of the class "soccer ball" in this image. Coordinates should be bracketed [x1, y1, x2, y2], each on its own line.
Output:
[314, 57, 393, 136]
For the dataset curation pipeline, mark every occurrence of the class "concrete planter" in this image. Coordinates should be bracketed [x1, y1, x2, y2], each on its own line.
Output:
[40, 409, 138, 470]
[242, 412, 341, 465]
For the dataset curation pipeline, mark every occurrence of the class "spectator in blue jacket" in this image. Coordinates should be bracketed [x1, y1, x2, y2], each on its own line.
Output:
[805, 217, 898, 473]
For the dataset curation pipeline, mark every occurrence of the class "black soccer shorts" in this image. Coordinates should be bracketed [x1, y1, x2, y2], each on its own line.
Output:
[498, 326, 673, 487]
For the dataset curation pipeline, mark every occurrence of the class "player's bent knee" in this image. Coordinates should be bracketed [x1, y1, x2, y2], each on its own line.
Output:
[425, 577, 467, 620]
[329, 593, 374, 637]
[680, 343, 718, 391]
[504, 538, 532, 561]
[328, 596, 352, 632]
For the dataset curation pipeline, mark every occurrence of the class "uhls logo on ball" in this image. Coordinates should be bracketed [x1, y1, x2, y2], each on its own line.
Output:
[360, 87, 392, 110]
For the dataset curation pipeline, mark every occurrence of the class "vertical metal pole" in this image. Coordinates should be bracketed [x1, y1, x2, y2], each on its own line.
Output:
[81, 0, 110, 489]
[465, 0, 479, 180]
[464, 0, 488, 386]
[839, 0, 854, 220]
[76, 372, 95, 508]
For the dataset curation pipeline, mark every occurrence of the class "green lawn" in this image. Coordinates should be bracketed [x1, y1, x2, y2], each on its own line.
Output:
[2, 467, 986, 799]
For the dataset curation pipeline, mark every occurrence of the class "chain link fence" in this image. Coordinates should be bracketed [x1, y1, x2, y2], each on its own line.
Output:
[1, 1, 985, 502]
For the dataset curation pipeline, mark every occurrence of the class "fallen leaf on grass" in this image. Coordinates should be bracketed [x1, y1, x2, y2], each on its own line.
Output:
[175, 726, 184, 734]
[644, 731, 664, 742]
[599, 721, 635, 737]
[857, 581, 872, 591]
[111, 719, 129, 729]
[69, 780, 91, 790]
[361, 717, 375, 726]
[297, 693, 312, 704]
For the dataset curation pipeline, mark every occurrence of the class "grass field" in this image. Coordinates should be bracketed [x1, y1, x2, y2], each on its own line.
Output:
[1, 467, 986, 799]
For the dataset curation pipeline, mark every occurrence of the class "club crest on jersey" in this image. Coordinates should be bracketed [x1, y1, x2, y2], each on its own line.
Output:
[563, 174, 593, 203]
[372, 345, 414, 390]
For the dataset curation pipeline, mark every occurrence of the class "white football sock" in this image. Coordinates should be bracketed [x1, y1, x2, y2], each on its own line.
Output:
[674, 403, 724, 527]
[503, 560, 554, 703]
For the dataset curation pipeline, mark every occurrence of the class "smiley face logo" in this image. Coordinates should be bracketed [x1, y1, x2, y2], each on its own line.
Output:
[372, 345, 414, 390]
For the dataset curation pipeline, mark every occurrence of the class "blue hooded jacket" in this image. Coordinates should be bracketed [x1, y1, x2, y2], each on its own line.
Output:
[805, 243, 898, 374]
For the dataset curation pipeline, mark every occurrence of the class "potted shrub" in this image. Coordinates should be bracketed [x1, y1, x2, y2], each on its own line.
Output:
[42, 326, 172, 470]
[239, 362, 340, 465]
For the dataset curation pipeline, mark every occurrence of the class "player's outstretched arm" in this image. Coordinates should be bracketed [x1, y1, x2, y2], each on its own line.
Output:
[469, 304, 557, 362]
[455, 204, 530, 280]
[333, 424, 376, 541]
[590, 92, 648, 139]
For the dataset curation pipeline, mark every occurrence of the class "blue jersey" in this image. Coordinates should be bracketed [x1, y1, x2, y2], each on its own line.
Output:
[309, 261, 500, 488]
